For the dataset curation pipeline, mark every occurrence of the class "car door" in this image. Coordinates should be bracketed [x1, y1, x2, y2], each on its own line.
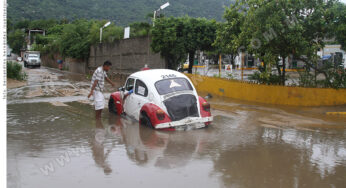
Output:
[123, 77, 138, 119]
[131, 79, 149, 120]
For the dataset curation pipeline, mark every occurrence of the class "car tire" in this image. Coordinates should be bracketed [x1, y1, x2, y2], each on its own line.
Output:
[140, 112, 154, 129]
[108, 97, 117, 114]
[24, 62, 27, 67]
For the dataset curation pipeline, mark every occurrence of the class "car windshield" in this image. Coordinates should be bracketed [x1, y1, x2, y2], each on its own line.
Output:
[155, 78, 193, 95]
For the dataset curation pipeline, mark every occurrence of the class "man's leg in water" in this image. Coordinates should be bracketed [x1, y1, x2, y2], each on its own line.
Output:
[96, 109, 102, 119]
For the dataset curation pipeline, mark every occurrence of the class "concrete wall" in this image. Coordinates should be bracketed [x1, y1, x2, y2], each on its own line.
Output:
[89, 36, 167, 74]
[41, 53, 87, 74]
[186, 74, 346, 106]
[41, 53, 63, 69]
[65, 58, 88, 74]
[42, 37, 166, 75]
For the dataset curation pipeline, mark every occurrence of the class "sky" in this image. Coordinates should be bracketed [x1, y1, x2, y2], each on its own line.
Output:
[341, 0, 346, 4]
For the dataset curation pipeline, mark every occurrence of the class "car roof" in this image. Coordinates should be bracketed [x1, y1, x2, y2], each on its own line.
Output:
[130, 69, 190, 86]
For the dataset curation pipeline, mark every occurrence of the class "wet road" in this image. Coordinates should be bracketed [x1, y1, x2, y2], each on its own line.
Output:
[7, 66, 346, 188]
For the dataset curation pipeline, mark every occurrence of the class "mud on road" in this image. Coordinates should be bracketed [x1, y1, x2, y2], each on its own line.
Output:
[7, 66, 346, 188]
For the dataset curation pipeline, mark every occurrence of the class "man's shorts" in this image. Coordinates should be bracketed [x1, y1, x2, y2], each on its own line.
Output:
[93, 90, 105, 110]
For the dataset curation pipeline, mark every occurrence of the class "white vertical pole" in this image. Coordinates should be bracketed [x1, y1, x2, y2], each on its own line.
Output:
[100, 28, 102, 43]
[153, 11, 156, 26]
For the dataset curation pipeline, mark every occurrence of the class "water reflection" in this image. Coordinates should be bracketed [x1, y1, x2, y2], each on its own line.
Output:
[90, 119, 113, 175]
[263, 128, 346, 178]
[212, 126, 346, 188]
[107, 114, 212, 169]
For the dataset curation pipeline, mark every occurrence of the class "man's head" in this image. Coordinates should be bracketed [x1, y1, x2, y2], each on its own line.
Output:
[103, 61, 112, 71]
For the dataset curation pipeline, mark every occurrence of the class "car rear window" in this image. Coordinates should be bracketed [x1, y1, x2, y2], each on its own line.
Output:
[155, 78, 193, 95]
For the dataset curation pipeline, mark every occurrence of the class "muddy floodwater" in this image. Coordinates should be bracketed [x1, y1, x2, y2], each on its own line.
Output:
[7, 66, 346, 188]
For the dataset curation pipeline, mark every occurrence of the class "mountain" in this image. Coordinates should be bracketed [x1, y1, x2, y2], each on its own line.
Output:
[8, 0, 234, 25]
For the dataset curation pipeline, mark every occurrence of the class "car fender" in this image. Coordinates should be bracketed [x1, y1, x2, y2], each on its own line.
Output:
[198, 96, 211, 117]
[140, 103, 171, 127]
[110, 91, 123, 115]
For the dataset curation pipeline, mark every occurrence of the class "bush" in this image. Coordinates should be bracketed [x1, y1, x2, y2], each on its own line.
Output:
[226, 73, 235, 79]
[213, 74, 221, 78]
[7, 61, 26, 80]
[249, 71, 281, 85]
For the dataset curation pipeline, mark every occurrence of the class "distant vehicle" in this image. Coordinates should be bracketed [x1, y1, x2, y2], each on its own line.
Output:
[23, 51, 41, 68]
[7, 45, 12, 57]
[108, 69, 213, 130]
[178, 62, 189, 72]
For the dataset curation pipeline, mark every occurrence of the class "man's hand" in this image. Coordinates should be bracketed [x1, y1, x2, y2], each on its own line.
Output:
[88, 91, 93, 98]
[106, 77, 115, 87]
[89, 80, 98, 98]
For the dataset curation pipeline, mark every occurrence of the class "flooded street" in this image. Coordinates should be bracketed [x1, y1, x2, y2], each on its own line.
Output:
[7, 66, 346, 188]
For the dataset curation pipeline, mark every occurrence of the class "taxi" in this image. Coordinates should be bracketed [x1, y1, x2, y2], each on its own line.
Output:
[108, 69, 213, 130]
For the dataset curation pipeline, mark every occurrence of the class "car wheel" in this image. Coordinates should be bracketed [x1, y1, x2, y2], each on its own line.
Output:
[140, 113, 154, 129]
[108, 97, 117, 114]
[24, 62, 27, 67]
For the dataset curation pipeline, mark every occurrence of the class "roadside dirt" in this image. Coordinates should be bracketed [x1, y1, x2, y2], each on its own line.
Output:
[7, 78, 27, 89]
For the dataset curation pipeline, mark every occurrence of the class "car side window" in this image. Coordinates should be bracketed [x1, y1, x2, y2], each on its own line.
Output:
[125, 78, 135, 91]
[135, 79, 148, 97]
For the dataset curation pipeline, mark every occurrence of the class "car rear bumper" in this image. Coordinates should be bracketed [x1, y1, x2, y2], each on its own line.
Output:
[154, 116, 213, 129]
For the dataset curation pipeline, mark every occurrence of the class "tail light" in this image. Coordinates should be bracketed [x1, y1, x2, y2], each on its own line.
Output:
[156, 109, 165, 120]
[202, 102, 210, 112]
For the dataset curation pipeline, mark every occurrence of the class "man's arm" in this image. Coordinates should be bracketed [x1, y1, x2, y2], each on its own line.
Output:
[88, 80, 98, 98]
[123, 89, 133, 101]
[105, 77, 115, 87]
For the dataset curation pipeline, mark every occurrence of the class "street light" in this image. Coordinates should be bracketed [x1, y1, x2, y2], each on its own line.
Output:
[100, 21, 111, 43]
[153, 2, 170, 26]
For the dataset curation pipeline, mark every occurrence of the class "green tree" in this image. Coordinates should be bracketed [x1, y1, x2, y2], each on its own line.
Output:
[328, 2, 346, 50]
[151, 17, 187, 69]
[130, 22, 152, 37]
[7, 29, 25, 54]
[227, 0, 336, 86]
[29, 19, 58, 30]
[41, 24, 66, 54]
[7, 19, 14, 33]
[58, 19, 92, 59]
[214, 1, 244, 65]
[183, 17, 217, 73]
[151, 16, 217, 72]
[290, 0, 339, 88]
[14, 19, 30, 30]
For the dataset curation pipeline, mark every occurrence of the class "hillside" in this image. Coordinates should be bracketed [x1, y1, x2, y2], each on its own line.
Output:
[8, 0, 233, 25]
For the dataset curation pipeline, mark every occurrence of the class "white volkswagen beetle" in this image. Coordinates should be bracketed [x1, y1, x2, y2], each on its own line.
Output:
[108, 69, 213, 130]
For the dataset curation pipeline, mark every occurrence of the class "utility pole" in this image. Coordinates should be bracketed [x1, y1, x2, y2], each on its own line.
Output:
[241, 53, 244, 81]
[219, 54, 222, 77]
